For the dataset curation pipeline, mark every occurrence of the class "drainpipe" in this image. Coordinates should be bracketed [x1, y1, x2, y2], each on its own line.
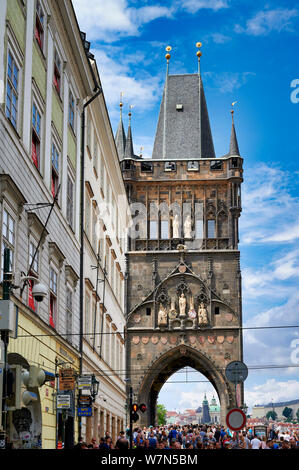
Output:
[79, 84, 102, 441]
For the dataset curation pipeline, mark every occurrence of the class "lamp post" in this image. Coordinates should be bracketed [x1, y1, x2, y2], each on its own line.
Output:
[91, 374, 99, 401]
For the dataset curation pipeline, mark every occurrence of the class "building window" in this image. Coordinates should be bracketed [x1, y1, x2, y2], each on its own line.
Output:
[32, 103, 41, 170]
[28, 241, 39, 311]
[141, 162, 153, 173]
[1, 209, 15, 280]
[195, 219, 203, 239]
[164, 162, 176, 172]
[49, 267, 57, 328]
[35, 1, 44, 50]
[207, 219, 215, 238]
[53, 50, 61, 95]
[6, 51, 19, 129]
[93, 132, 98, 175]
[85, 191, 91, 238]
[161, 220, 169, 239]
[210, 160, 223, 171]
[69, 91, 75, 130]
[149, 220, 158, 239]
[85, 293, 90, 338]
[92, 207, 97, 253]
[66, 287, 73, 343]
[51, 142, 59, 197]
[66, 173, 74, 229]
[187, 161, 199, 171]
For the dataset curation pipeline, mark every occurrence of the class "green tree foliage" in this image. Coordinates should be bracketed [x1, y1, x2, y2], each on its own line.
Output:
[282, 407, 293, 421]
[157, 404, 167, 425]
[296, 408, 299, 423]
[266, 410, 277, 421]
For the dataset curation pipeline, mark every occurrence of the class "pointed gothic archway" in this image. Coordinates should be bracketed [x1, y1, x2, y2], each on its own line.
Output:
[136, 344, 235, 426]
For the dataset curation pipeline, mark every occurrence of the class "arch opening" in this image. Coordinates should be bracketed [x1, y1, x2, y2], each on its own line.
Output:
[137, 345, 234, 426]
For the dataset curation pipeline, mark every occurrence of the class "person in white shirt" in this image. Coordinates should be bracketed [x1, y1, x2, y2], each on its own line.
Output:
[251, 435, 262, 449]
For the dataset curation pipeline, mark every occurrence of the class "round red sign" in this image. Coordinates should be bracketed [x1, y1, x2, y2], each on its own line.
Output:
[226, 408, 246, 431]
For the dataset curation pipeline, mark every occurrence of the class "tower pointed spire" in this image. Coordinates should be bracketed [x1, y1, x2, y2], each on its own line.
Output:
[229, 103, 240, 156]
[115, 92, 126, 160]
[124, 105, 134, 159]
[152, 43, 215, 160]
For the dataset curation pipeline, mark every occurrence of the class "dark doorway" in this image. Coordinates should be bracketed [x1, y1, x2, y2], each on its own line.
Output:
[58, 413, 74, 448]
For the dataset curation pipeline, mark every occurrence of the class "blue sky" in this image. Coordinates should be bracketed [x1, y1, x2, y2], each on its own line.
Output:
[73, 0, 299, 412]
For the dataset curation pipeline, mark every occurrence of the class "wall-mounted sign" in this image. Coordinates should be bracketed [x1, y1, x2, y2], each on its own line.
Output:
[77, 375, 92, 391]
[57, 394, 71, 409]
[77, 407, 93, 417]
[59, 368, 75, 391]
[78, 395, 92, 407]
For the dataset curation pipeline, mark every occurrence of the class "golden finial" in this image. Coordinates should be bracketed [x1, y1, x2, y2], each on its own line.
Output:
[140, 146, 143, 158]
[196, 42, 202, 58]
[196, 42, 202, 74]
[128, 104, 134, 122]
[165, 45, 172, 61]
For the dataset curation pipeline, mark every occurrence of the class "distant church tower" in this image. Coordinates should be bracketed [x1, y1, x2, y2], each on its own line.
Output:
[201, 394, 211, 424]
[120, 44, 244, 427]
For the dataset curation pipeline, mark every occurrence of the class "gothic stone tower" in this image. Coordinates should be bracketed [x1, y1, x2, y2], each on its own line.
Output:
[120, 48, 244, 426]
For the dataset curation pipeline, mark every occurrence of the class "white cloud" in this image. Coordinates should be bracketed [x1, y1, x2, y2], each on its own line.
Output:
[72, 0, 173, 42]
[235, 8, 299, 36]
[92, 47, 162, 122]
[180, 0, 229, 13]
[241, 165, 299, 245]
[245, 379, 299, 409]
[204, 71, 255, 93]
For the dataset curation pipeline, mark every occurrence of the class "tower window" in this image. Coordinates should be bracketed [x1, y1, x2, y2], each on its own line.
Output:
[164, 162, 176, 172]
[187, 161, 199, 171]
[210, 160, 223, 171]
[146, 308, 151, 316]
[214, 306, 220, 315]
[207, 219, 215, 238]
[176, 104, 183, 111]
[141, 162, 153, 173]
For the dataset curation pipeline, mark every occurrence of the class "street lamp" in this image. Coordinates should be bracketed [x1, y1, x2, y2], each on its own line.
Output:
[91, 374, 99, 401]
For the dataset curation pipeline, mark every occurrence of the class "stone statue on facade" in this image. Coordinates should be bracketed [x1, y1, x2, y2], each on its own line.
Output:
[198, 302, 208, 325]
[188, 295, 197, 319]
[158, 303, 168, 326]
[168, 299, 177, 319]
[179, 293, 187, 317]
[184, 214, 192, 238]
[173, 214, 180, 238]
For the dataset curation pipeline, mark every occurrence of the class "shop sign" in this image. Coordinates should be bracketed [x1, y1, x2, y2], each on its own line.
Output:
[57, 394, 71, 409]
[77, 375, 92, 391]
[77, 407, 93, 417]
[59, 368, 75, 391]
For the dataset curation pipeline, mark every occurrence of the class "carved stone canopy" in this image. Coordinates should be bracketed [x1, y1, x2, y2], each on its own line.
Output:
[176, 278, 190, 296]
[156, 288, 170, 306]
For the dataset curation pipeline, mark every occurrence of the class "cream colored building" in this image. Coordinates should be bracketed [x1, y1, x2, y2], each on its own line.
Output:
[0, 0, 129, 448]
[81, 59, 129, 444]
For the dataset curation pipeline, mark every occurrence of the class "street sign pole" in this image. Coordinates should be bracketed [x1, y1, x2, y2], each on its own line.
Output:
[129, 387, 133, 449]
[0, 248, 11, 449]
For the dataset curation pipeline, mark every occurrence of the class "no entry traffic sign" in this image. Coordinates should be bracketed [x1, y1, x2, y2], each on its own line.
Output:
[226, 408, 246, 431]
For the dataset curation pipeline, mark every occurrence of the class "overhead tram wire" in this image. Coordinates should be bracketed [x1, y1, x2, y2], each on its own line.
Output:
[15, 323, 299, 339]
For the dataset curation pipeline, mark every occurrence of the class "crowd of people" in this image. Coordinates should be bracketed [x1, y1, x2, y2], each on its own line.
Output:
[73, 424, 299, 450]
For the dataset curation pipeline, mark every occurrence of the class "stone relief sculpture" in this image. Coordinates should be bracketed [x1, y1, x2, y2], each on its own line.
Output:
[168, 299, 177, 319]
[198, 302, 208, 325]
[179, 293, 187, 317]
[173, 214, 180, 238]
[158, 303, 168, 326]
[184, 214, 192, 238]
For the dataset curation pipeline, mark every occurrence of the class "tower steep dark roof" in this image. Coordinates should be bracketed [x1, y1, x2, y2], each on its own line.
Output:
[152, 73, 215, 159]
[124, 118, 134, 159]
[229, 115, 240, 156]
[115, 117, 126, 161]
